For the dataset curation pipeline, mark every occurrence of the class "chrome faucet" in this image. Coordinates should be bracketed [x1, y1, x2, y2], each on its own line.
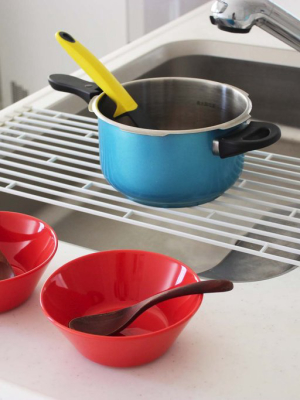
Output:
[210, 0, 300, 52]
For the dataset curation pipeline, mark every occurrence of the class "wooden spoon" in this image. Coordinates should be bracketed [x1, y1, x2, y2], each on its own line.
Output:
[0, 250, 15, 280]
[69, 279, 233, 336]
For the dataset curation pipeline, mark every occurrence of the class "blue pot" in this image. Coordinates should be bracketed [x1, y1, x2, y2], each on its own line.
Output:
[92, 78, 280, 208]
[48, 75, 281, 208]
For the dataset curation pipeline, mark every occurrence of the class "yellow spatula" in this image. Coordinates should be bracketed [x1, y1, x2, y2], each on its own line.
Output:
[55, 31, 156, 129]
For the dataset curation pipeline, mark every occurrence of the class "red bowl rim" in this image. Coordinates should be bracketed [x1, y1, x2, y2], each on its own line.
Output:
[40, 249, 203, 340]
[0, 211, 58, 283]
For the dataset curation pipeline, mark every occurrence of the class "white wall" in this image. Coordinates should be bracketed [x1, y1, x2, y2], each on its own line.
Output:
[0, 0, 207, 109]
[127, 0, 209, 42]
[144, 0, 208, 34]
[276, 0, 300, 16]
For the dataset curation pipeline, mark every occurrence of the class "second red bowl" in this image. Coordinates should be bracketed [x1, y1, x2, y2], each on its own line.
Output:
[41, 250, 203, 367]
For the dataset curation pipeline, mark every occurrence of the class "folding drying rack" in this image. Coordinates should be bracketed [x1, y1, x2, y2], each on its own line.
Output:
[0, 107, 299, 267]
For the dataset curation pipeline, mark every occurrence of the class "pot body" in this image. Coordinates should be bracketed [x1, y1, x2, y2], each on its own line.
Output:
[98, 121, 244, 207]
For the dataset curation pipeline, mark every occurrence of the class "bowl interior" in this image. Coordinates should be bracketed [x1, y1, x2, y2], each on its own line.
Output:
[42, 251, 202, 336]
[0, 212, 57, 275]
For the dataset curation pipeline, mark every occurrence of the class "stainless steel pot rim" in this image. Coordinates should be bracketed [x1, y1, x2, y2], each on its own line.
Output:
[89, 77, 252, 137]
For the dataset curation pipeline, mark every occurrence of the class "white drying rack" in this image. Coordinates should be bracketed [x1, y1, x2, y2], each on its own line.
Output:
[0, 107, 300, 267]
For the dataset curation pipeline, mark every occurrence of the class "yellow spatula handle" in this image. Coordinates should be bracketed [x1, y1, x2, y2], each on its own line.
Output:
[55, 31, 137, 117]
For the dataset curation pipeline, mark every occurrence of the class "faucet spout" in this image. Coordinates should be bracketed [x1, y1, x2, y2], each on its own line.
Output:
[210, 0, 300, 52]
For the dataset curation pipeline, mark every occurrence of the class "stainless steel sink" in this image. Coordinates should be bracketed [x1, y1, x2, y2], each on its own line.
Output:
[138, 54, 300, 128]
[1, 41, 299, 281]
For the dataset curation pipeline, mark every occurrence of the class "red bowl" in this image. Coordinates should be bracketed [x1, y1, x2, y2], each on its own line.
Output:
[41, 250, 203, 367]
[0, 212, 58, 313]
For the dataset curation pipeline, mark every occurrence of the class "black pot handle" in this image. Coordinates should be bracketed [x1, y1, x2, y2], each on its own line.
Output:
[48, 74, 102, 104]
[214, 121, 281, 159]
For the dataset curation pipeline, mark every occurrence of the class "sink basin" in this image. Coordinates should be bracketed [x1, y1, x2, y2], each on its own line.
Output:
[1, 40, 299, 282]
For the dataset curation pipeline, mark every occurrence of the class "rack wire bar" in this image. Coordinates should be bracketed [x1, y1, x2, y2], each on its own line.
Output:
[1, 107, 300, 267]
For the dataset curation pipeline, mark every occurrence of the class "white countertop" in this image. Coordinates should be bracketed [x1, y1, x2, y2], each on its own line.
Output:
[0, 240, 299, 400]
